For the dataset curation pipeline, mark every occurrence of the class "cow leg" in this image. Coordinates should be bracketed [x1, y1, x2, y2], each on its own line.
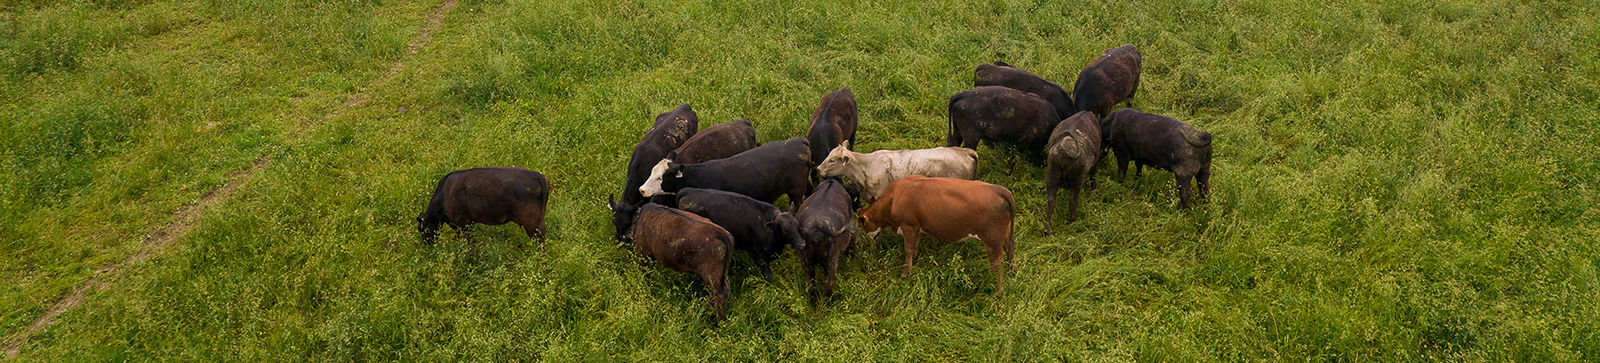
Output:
[1197, 165, 1212, 200]
[759, 257, 774, 282]
[899, 227, 922, 279]
[823, 248, 840, 299]
[1134, 162, 1144, 178]
[1116, 153, 1131, 182]
[1068, 185, 1082, 223]
[804, 256, 818, 301]
[984, 238, 1007, 294]
[704, 267, 730, 323]
[1176, 174, 1194, 210]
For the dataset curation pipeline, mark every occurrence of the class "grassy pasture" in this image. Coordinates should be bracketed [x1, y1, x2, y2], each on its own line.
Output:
[2, 0, 1597, 360]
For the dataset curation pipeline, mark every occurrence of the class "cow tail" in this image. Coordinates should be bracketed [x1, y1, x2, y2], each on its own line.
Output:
[1183, 127, 1213, 147]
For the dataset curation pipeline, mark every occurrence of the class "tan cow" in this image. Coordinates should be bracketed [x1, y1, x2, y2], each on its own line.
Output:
[815, 141, 978, 202]
[858, 176, 1016, 293]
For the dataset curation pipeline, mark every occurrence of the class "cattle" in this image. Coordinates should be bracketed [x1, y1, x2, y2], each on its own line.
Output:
[610, 104, 698, 242]
[807, 88, 859, 171]
[675, 188, 804, 281]
[947, 86, 1063, 154]
[858, 175, 1016, 293]
[797, 178, 856, 301]
[1103, 108, 1213, 209]
[668, 118, 760, 165]
[418, 166, 550, 243]
[1043, 111, 1102, 235]
[815, 141, 978, 202]
[975, 61, 1074, 122]
[639, 137, 812, 207]
[1073, 44, 1142, 121]
[624, 203, 735, 322]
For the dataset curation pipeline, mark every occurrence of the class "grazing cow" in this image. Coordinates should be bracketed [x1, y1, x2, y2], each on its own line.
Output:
[975, 61, 1074, 121]
[1103, 108, 1213, 209]
[858, 176, 1016, 293]
[947, 86, 1063, 154]
[669, 119, 760, 165]
[1073, 44, 1142, 121]
[625, 203, 735, 322]
[418, 166, 550, 243]
[610, 104, 698, 242]
[675, 188, 804, 281]
[1044, 111, 1103, 235]
[807, 88, 859, 170]
[815, 141, 979, 202]
[639, 137, 812, 207]
[797, 178, 856, 301]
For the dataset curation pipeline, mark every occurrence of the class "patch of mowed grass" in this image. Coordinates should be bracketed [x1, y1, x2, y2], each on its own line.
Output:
[0, 0, 434, 339]
[11, 0, 1600, 360]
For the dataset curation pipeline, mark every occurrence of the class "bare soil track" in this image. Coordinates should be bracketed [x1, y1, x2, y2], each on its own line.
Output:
[2, 0, 460, 357]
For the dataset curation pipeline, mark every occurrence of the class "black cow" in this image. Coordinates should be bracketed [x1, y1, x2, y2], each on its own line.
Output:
[807, 88, 858, 170]
[668, 118, 760, 165]
[640, 137, 812, 207]
[1073, 44, 1142, 121]
[1044, 111, 1102, 235]
[676, 188, 804, 281]
[625, 203, 735, 322]
[1103, 108, 1212, 209]
[610, 104, 698, 242]
[418, 166, 550, 243]
[975, 61, 1074, 122]
[947, 86, 1063, 154]
[797, 178, 855, 302]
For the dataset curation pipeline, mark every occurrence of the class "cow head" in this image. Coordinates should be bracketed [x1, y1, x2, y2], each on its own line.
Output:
[769, 212, 805, 251]
[417, 211, 441, 243]
[639, 159, 681, 197]
[857, 205, 885, 239]
[609, 194, 640, 242]
[815, 141, 854, 178]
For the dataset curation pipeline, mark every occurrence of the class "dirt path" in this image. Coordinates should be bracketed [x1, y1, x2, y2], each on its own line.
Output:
[2, 0, 459, 357]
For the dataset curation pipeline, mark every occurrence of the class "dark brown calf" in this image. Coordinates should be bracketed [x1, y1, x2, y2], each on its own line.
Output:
[947, 86, 1062, 154]
[418, 166, 550, 242]
[626, 203, 735, 322]
[859, 176, 1016, 293]
[797, 178, 856, 302]
[1073, 44, 1141, 121]
[808, 88, 859, 171]
[1044, 111, 1102, 235]
[975, 61, 1074, 122]
[1103, 108, 1213, 209]
[669, 119, 760, 165]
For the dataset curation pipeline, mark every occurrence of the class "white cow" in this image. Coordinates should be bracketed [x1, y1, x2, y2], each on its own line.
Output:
[816, 141, 979, 201]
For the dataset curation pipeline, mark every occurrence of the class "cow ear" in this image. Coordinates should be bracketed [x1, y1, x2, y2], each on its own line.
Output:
[665, 151, 678, 162]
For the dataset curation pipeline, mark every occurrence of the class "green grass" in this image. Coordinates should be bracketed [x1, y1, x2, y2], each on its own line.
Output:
[3, 0, 1598, 360]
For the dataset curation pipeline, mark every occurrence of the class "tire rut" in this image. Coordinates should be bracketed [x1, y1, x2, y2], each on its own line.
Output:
[3, 0, 459, 357]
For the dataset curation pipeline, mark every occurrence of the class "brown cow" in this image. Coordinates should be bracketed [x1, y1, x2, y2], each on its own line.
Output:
[807, 88, 859, 170]
[1073, 44, 1142, 121]
[975, 61, 1074, 122]
[625, 203, 735, 322]
[858, 176, 1016, 293]
[669, 118, 760, 165]
[1044, 111, 1102, 235]
[418, 166, 550, 243]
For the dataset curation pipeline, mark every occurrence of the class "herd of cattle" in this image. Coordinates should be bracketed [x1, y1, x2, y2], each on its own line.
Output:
[416, 44, 1214, 321]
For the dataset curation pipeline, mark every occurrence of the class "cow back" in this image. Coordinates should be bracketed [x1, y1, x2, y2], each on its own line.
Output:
[674, 119, 760, 164]
[974, 62, 1074, 121]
